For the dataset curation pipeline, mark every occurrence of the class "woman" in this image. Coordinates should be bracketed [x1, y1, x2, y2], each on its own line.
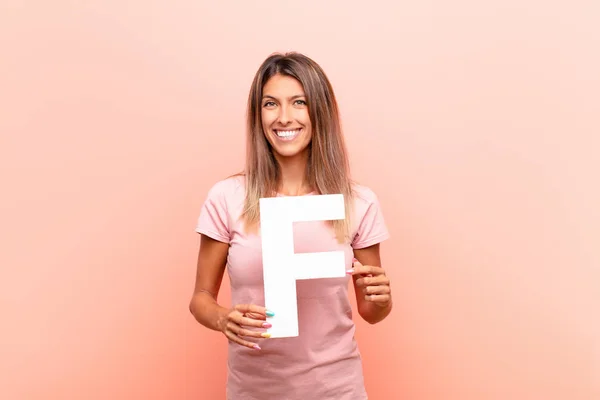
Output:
[189, 52, 392, 399]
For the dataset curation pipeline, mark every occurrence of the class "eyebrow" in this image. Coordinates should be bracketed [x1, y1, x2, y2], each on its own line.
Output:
[262, 94, 306, 100]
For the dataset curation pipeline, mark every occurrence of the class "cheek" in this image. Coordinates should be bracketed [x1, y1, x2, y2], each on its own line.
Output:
[302, 120, 312, 138]
[261, 110, 276, 128]
[301, 111, 312, 129]
[260, 112, 268, 127]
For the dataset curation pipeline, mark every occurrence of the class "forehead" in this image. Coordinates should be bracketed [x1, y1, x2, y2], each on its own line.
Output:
[262, 74, 304, 96]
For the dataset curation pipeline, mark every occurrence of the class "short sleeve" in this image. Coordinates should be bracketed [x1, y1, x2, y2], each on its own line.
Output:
[351, 190, 390, 249]
[195, 180, 231, 243]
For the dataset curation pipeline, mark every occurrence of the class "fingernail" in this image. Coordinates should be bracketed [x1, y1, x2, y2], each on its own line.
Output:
[261, 333, 271, 338]
[346, 269, 354, 275]
[266, 310, 275, 317]
[262, 322, 272, 328]
[353, 258, 358, 263]
[253, 344, 261, 350]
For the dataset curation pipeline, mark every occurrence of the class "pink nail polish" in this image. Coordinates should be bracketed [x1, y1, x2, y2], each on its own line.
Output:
[346, 269, 354, 275]
[262, 322, 272, 328]
[353, 258, 358, 263]
[253, 344, 261, 350]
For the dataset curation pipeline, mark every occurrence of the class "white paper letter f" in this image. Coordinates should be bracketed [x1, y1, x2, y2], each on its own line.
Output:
[259, 194, 346, 338]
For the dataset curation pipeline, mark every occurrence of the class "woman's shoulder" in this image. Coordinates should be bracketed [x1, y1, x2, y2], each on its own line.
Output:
[205, 173, 246, 200]
[348, 181, 389, 247]
[351, 181, 381, 205]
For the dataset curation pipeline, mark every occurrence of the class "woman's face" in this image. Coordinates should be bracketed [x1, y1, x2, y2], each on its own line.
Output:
[261, 74, 312, 160]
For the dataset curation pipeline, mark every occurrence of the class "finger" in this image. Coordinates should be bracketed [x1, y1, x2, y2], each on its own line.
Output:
[235, 304, 270, 317]
[224, 329, 262, 350]
[363, 285, 391, 295]
[364, 294, 391, 305]
[227, 321, 270, 339]
[351, 259, 386, 276]
[229, 311, 270, 328]
[243, 312, 268, 321]
[355, 275, 390, 288]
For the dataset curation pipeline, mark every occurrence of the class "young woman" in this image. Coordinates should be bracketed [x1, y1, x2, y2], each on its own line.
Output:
[189, 52, 392, 399]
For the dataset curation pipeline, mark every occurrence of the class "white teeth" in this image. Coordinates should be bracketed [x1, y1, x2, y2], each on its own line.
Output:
[276, 129, 300, 137]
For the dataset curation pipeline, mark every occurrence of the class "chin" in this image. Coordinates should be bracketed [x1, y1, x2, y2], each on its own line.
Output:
[272, 146, 309, 158]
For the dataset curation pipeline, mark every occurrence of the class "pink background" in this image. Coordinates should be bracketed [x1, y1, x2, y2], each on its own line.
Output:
[1, 1, 599, 399]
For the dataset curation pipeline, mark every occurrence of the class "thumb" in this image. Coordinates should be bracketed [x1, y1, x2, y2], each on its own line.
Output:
[352, 257, 373, 277]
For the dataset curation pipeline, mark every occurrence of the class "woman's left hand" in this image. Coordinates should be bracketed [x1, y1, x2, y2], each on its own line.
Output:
[349, 258, 392, 307]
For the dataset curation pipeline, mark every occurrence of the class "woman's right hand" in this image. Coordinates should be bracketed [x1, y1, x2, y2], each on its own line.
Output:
[218, 304, 273, 350]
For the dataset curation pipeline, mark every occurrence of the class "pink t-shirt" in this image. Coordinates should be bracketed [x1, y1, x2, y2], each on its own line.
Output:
[195, 175, 390, 400]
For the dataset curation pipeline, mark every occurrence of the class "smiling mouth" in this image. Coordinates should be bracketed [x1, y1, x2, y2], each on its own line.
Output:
[274, 129, 301, 141]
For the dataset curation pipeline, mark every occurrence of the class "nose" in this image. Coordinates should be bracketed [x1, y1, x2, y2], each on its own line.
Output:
[277, 105, 292, 125]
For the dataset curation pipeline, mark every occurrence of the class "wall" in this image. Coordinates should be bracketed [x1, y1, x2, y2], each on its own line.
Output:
[1, 1, 598, 399]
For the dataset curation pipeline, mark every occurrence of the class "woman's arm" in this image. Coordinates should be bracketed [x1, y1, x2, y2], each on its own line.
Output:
[189, 234, 269, 349]
[351, 243, 393, 324]
[188, 234, 231, 332]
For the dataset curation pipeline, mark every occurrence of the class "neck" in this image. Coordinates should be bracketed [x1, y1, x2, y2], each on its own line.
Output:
[275, 151, 311, 196]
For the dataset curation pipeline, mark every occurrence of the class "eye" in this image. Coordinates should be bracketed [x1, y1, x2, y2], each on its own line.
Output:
[263, 101, 276, 108]
[294, 99, 307, 106]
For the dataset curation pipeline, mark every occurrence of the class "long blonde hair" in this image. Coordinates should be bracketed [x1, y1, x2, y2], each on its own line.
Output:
[239, 52, 354, 242]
